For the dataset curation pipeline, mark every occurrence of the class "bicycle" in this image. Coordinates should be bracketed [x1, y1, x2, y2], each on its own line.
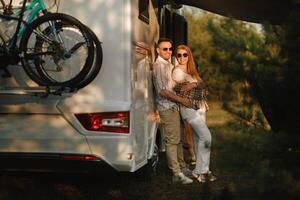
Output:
[0, 0, 102, 89]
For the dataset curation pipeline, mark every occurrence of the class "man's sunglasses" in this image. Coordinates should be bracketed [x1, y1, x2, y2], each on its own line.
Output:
[176, 53, 188, 58]
[161, 47, 173, 52]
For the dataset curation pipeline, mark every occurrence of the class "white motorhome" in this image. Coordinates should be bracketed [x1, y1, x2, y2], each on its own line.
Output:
[0, 0, 188, 172]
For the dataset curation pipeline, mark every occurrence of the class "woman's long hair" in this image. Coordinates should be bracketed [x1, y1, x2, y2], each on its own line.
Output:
[176, 44, 201, 82]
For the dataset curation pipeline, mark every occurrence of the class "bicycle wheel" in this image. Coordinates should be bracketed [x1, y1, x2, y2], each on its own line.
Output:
[20, 13, 94, 87]
[75, 25, 103, 89]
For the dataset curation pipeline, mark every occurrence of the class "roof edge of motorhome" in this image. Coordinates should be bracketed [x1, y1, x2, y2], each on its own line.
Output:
[174, 0, 292, 24]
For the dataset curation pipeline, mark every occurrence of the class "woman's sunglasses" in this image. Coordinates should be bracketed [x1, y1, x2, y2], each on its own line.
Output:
[176, 53, 188, 58]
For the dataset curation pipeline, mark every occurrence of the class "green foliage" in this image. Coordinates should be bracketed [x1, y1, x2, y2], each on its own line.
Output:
[256, 3, 300, 132]
[182, 8, 267, 127]
[182, 6, 300, 132]
[213, 117, 300, 199]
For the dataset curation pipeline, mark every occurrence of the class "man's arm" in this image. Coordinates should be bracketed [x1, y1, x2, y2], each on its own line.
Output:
[160, 89, 191, 108]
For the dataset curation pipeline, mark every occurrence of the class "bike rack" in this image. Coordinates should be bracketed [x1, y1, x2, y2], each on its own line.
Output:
[0, 86, 76, 98]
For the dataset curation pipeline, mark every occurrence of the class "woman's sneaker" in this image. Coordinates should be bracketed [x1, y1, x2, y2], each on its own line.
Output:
[206, 171, 217, 182]
[192, 171, 206, 183]
[173, 172, 193, 184]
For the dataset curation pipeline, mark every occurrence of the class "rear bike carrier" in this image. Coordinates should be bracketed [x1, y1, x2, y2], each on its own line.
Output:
[0, 86, 76, 98]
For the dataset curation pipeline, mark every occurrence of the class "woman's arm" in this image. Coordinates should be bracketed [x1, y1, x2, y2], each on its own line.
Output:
[172, 67, 198, 93]
[180, 82, 198, 93]
[172, 67, 186, 83]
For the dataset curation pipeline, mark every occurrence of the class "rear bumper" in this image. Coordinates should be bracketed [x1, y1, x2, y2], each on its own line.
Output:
[0, 152, 114, 173]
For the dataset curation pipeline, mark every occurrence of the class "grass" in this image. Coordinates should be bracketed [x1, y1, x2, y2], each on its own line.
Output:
[0, 101, 299, 200]
[206, 101, 300, 200]
[108, 101, 300, 200]
[139, 101, 300, 200]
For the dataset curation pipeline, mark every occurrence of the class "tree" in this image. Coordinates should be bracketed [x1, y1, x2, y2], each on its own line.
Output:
[182, 5, 300, 133]
[256, 1, 300, 132]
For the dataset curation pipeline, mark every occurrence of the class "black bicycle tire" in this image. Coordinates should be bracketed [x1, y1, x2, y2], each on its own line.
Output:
[75, 25, 103, 89]
[23, 13, 95, 87]
[32, 20, 97, 88]
[36, 23, 103, 89]
[20, 13, 94, 87]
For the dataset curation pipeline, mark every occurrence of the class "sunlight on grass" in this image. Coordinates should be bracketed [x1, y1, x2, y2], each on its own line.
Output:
[206, 101, 235, 126]
[205, 101, 300, 200]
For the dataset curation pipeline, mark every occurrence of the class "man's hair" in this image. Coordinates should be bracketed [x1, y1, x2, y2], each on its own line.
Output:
[156, 38, 173, 48]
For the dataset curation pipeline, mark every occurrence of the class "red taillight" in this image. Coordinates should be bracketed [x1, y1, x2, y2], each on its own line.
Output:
[75, 112, 130, 133]
[60, 154, 100, 161]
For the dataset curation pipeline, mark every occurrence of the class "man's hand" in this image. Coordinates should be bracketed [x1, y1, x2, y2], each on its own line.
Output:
[160, 89, 192, 108]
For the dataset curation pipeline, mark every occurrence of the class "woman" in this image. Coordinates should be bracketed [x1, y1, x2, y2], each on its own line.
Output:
[172, 44, 216, 183]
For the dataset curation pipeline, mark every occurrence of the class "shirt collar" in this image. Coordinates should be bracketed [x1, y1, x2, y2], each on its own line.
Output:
[157, 56, 171, 65]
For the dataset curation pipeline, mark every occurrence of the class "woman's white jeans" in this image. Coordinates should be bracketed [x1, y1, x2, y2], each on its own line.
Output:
[180, 106, 211, 174]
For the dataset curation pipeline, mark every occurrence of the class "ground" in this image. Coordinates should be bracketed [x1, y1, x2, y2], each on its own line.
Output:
[0, 102, 299, 200]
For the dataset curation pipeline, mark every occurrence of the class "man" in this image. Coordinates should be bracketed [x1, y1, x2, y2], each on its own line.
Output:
[152, 38, 193, 184]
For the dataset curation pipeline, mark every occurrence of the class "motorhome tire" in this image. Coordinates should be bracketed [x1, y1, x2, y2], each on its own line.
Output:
[134, 144, 159, 181]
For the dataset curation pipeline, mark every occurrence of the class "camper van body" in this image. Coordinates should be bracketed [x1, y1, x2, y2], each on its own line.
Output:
[0, 0, 160, 172]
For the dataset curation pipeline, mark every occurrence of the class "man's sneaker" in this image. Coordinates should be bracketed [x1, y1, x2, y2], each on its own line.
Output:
[182, 168, 194, 179]
[173, 172, 193, 184]
[192, 171, 206, 183]
[206, 171, 217, 182]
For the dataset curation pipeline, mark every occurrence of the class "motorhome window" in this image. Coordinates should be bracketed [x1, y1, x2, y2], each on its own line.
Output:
[139, 0, 149, 24]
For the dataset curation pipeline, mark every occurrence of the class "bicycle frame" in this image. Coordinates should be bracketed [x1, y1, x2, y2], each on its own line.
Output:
[0, 0, 47, 48]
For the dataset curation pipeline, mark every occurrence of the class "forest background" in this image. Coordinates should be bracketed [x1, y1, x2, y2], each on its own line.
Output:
[177, 4, 300, 198]
[181, 3, 300, 134]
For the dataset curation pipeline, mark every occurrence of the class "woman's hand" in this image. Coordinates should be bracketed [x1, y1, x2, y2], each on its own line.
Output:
[180, 82, 197, 94]
[180, 97, 192, 108]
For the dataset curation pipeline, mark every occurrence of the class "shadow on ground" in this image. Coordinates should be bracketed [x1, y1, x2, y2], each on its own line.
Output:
[0, 152, 236, 200]
[1, 102, 299, 200]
